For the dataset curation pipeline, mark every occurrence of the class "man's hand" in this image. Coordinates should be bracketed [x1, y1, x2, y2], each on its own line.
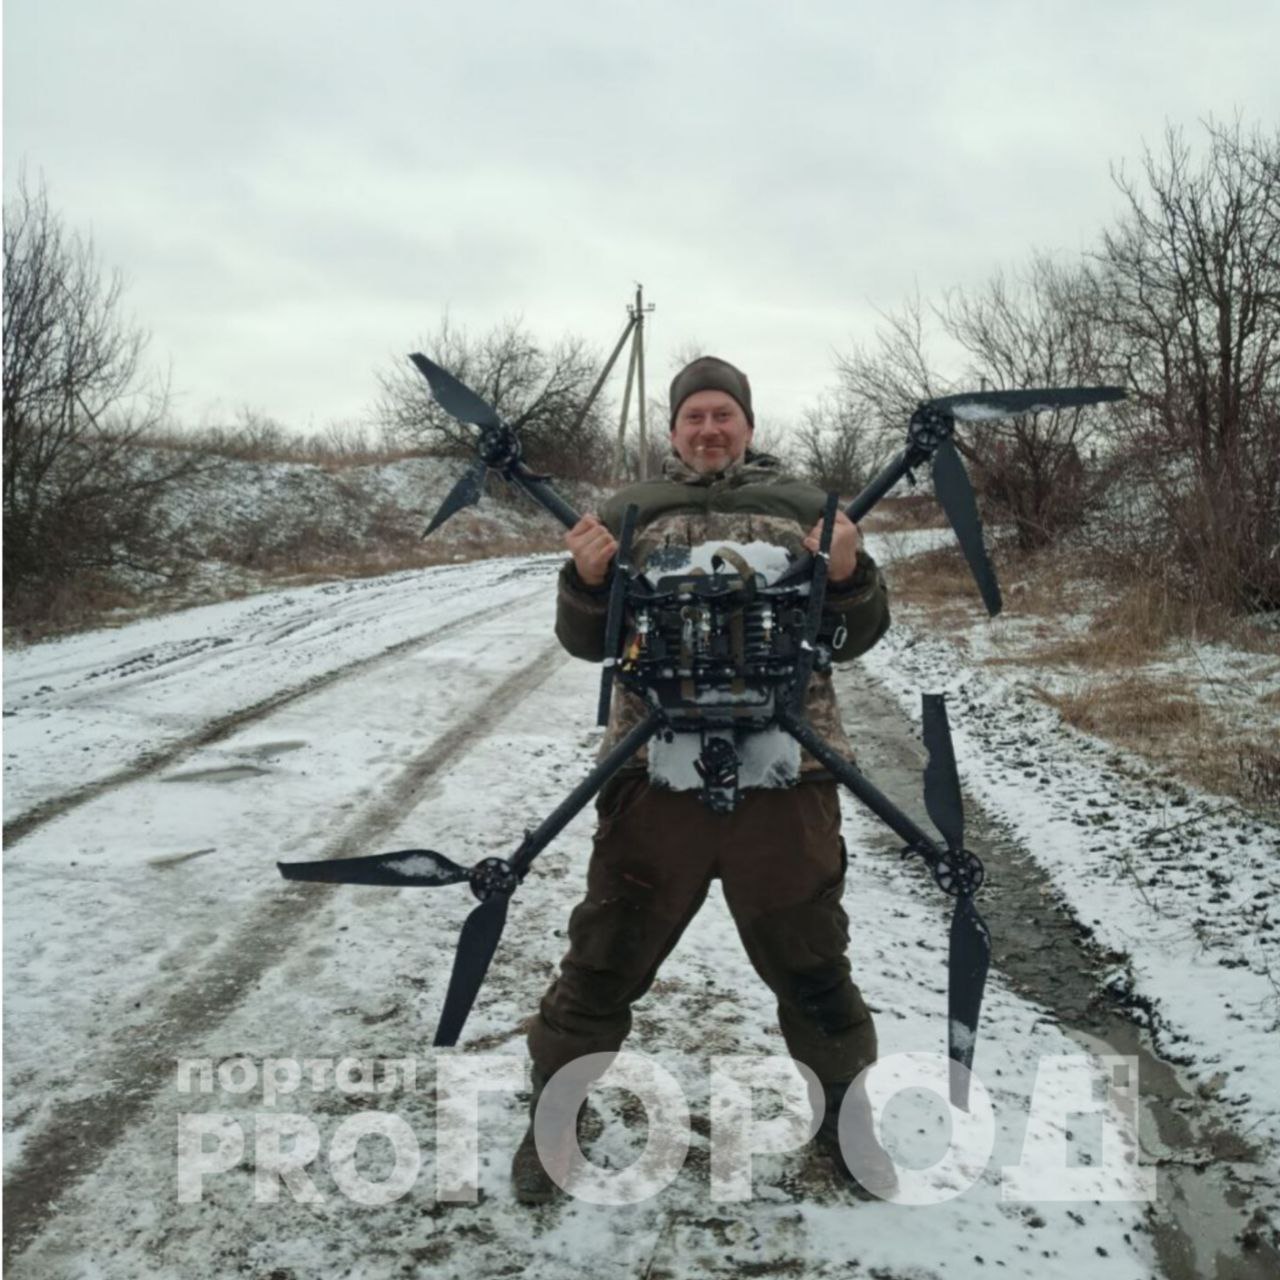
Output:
[804, 510, 862, 584]
[566, 513, 618, 587]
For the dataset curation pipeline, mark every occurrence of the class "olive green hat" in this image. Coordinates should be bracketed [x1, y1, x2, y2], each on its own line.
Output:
[668, 356, 754, 428]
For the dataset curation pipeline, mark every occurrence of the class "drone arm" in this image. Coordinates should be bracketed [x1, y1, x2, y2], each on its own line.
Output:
[779, 705, 991, 1112]
[508, 464, 583, 530]
[774, 447, 920, 588]
[430, 709, 665, 1048]
[845, 445, 923, 524]
[775, 706, 942, 860]
[509, 709, 665, 878]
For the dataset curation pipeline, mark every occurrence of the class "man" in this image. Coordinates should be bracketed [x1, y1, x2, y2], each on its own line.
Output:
[513, 356, 896, 1203]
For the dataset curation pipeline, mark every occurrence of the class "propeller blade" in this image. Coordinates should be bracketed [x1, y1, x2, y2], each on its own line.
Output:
[921, 693, 964, 852]
[409, 353, 502, 428]
[947, 893, 992, 1110]
[930, 385, 1126, 423]
[932, 437, 1003, 617]
[423, 459, 487, 537]
[278, 848, 470, 887]
[433, 893, 512, 1047]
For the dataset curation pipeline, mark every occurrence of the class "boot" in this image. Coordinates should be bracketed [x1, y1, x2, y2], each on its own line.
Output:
[511, 1066, 582, 1206]
[814, 1079, 899, 1201]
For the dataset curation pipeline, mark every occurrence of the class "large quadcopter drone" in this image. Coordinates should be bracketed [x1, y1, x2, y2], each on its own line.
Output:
[280, 353, 1123, 1108]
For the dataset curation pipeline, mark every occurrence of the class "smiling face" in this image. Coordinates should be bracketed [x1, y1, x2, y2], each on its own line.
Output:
[670, 389, 754, 474]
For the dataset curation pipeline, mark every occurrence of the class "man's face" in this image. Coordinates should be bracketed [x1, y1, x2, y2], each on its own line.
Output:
[670, 390, 754, 474]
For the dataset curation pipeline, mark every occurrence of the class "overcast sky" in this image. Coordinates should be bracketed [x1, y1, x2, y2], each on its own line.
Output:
[5, 0, 1278, 436]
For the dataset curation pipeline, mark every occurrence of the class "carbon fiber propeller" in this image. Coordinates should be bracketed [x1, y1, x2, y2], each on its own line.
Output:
[276, 713, 666, 1048]
[409, 353, 584, 534]
[423, 461, 488, 537]
[280, 845, 522, 1046]
[434, 894, 512, 1046]
[931, 439, 1002, 617]
[921, 693, 991, 1109]
[933, 385, 1126, 421]
[278, 848, 470, 887]
[409, 353, 501, 427]
[913, 386, 1124, 618]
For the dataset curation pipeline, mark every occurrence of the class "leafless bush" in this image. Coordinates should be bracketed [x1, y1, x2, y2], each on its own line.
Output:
[375, 315, 615, 482]
[834, 266, 1119, 549]
[3, 176, 200, 621]
[1092, 118, 1280, 611]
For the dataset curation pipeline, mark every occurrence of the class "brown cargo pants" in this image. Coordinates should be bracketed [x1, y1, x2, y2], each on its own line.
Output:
[527, 775, 878, 1086]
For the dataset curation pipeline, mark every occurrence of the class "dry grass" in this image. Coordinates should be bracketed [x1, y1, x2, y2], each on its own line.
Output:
[139, 425, 430, 471]
[1034, 675, 1280, 807]
[881, 546, 977, 610]
[3, 530, 564, 645]
[258, 531, 563, 585]
[2, 574, 153, 645]
[1002, 563, 1280, 808]
[877, 530, 1280, 812]
[890, 539, 1280, 666]
[883, 542, 1097, 622]
[1033, 674, 1204, 737]
[985, 576, 1187, 669]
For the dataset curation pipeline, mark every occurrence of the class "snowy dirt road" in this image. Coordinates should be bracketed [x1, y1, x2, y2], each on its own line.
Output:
[3, 547, 1278, 1279]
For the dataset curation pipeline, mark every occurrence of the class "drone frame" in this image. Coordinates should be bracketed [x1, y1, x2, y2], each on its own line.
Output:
[280, 352, 1125, 1109]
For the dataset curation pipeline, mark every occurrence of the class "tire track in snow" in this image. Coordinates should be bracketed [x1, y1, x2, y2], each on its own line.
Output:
[2, 583, 547, 847]
[1, 639, 569, 1267]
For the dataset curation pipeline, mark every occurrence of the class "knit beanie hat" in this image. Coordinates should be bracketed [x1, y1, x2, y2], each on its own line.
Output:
[668, 356, 754, 429]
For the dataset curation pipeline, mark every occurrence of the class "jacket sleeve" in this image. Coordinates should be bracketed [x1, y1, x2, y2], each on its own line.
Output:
[554, 559, 612, 661]
[823, 549, 890, 661]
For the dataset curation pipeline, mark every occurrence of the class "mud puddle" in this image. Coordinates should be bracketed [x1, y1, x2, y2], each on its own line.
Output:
[839, 665, 1279, 1280]
[160, 764, 271, 783]
[145, 847, 217, 868]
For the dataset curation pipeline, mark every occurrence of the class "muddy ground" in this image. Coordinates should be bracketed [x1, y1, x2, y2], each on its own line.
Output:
[837, 662, 1279, 1280]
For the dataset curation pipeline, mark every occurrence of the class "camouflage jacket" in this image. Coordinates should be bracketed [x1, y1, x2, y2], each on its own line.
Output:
[555, 451, 891, 778]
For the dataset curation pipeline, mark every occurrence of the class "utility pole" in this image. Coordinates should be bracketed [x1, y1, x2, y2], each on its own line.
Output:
[565, 285, 655, 484]
[615, 283, 655, 480]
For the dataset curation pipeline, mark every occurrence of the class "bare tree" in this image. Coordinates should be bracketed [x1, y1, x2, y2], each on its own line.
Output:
[791, 390, 874, 495]
[3, 176, 181, 612]
[375, 315, 614, 481]
[827, 118, 1279, 597]
[1095, 118, 1280, 608]
[834, 290, 948, 459]
[832, 263, 1122, 549]
[939, 254, 1118, 548]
